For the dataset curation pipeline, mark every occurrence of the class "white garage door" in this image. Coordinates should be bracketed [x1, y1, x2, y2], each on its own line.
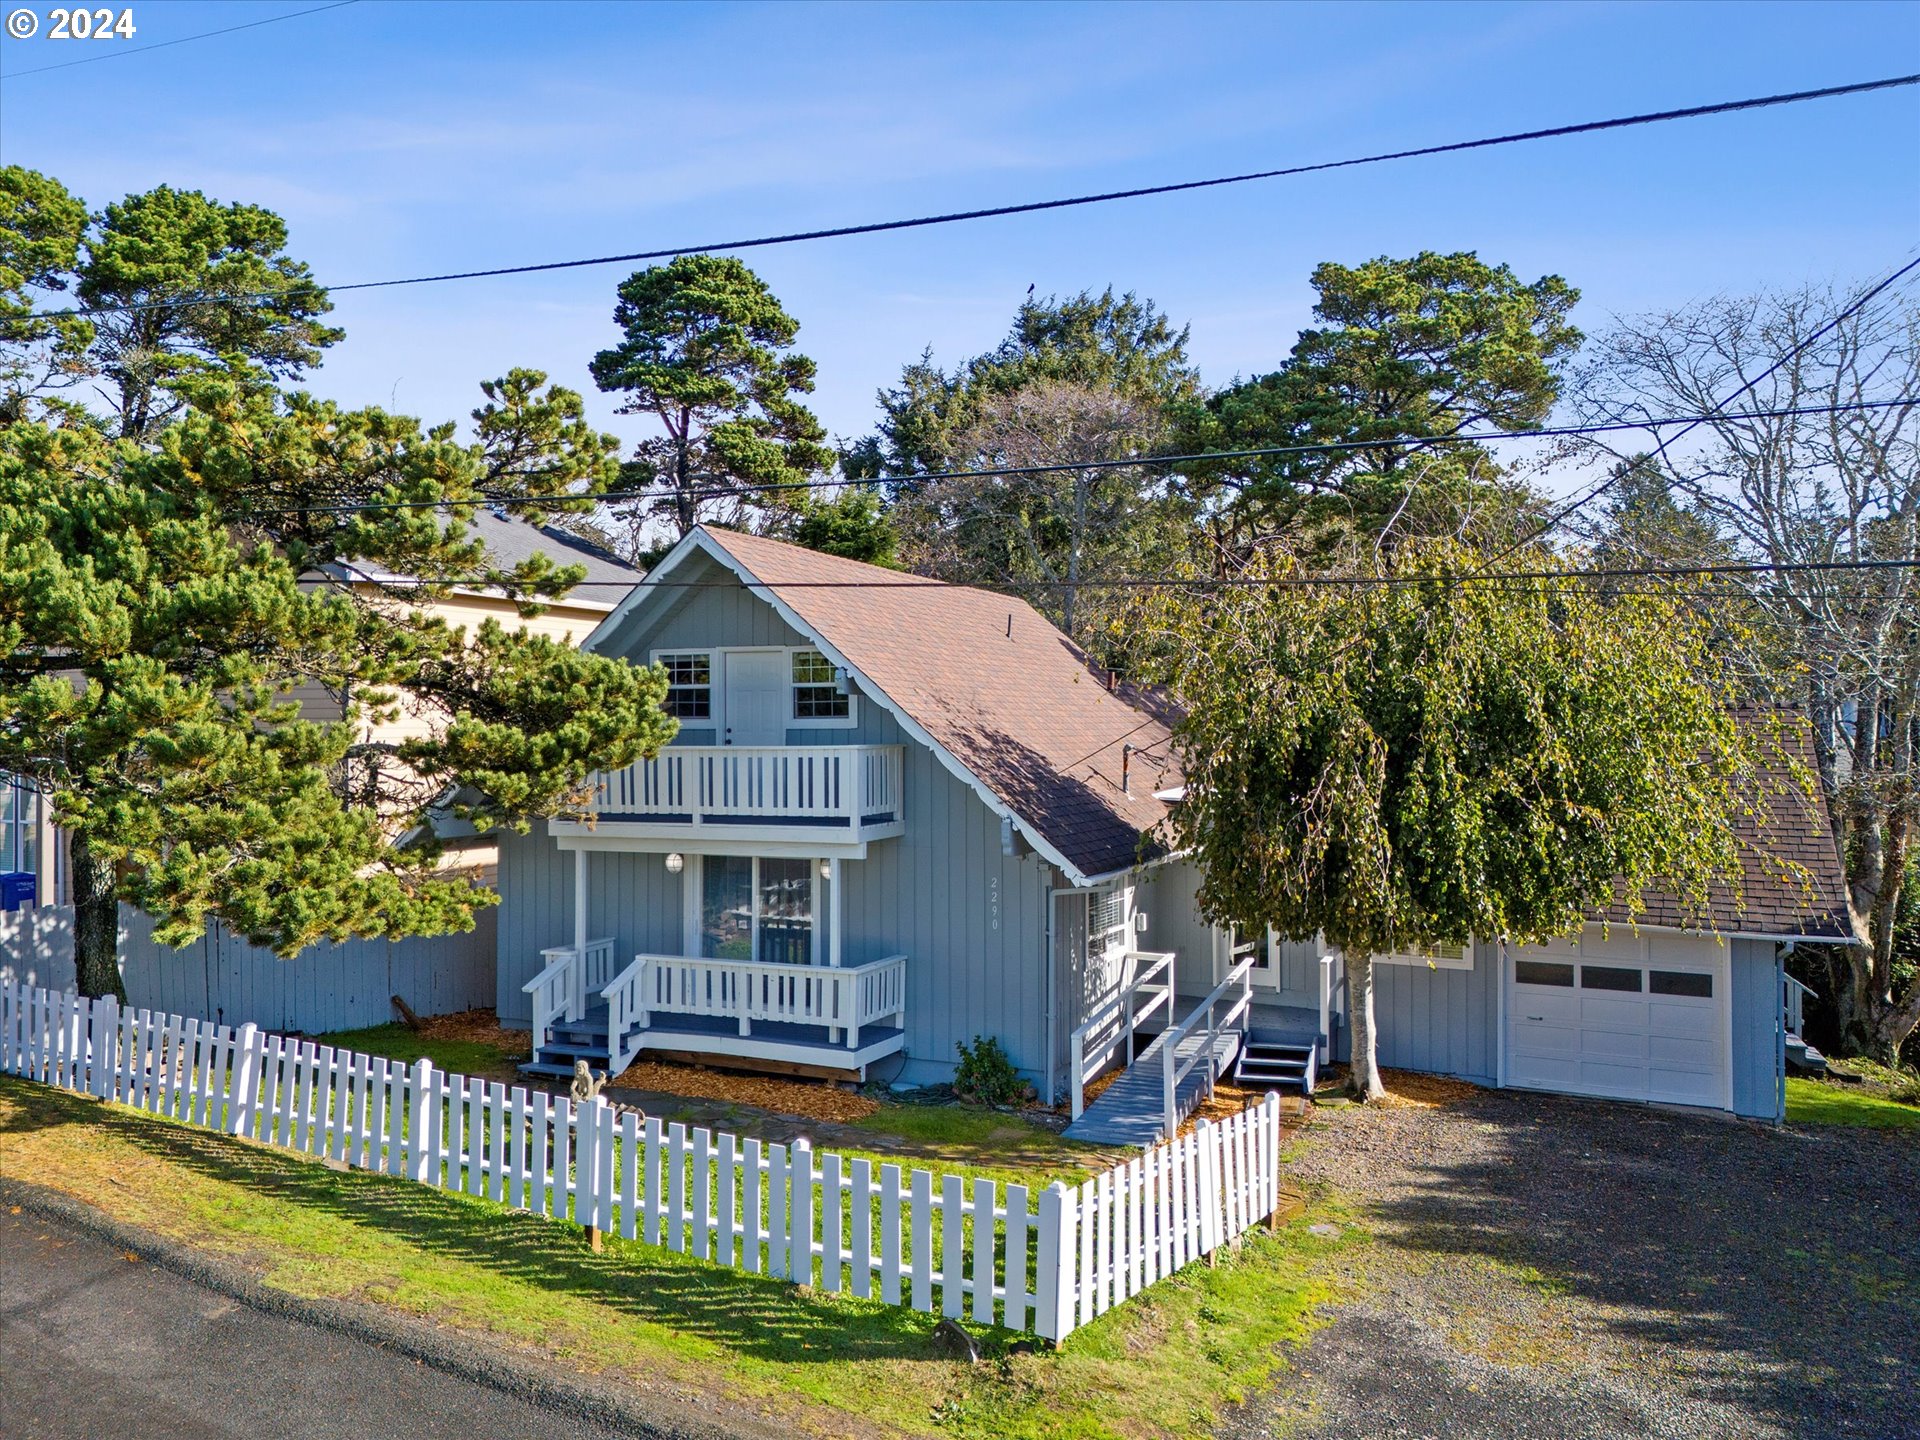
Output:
[1506, 931, 1726, 1108]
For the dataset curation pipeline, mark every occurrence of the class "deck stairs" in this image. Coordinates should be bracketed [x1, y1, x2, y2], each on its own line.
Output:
[1785, 1033, 1828, 1077]
[1062, 1025, 1243, 1147]
[523, 1002, 629, 1080]
[1234, 1035, 1317, 1096]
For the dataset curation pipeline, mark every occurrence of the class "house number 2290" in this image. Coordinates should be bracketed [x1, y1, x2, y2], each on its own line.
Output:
[989, 876, 1000, 932]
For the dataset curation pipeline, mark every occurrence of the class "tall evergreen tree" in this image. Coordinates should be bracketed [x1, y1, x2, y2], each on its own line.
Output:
[1177, 252, 1578, 550]
[0, 371, 677, 1001]
[590, 255, 832, 541]
[0, 169, 341, 439]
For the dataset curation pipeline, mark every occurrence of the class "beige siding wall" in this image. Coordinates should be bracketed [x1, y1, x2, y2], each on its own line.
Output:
[284, 585, 614, 758]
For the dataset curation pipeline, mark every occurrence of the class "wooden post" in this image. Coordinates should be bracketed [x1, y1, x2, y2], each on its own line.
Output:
[1036, 1180, 1076, 1348]
[407, 1057, 434, 1183]
[228, 1023, 260, 1137]
[572, 848, 589, 1022]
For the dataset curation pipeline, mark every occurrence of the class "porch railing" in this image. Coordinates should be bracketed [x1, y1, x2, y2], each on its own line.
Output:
[597, 952, 908, 1071]
[1783, 973, 1816, 1039]
[1160, 957, 1256, 1140]
[590, 745, 905, 830]
[1068, 950, 1177, 1121]
[525, 937, 617, 1054]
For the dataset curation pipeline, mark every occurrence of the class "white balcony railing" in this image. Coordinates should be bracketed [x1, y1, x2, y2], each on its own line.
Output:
[589, 744, 904, 833]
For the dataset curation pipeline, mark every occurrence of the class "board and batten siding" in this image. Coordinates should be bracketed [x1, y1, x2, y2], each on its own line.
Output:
[496, 556, 1058, 1087]
[1136, 861, 1217, 1000]
[1729, 938, 1785, 1122]
[1372, 940, 1501, 1085]
[0, 903, 495, 1034]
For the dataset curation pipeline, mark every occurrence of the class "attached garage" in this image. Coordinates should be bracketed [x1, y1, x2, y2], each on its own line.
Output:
[1505, 930, 1729, 1109]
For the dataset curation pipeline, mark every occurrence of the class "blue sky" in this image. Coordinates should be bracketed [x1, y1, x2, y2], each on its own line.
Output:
[3, 0, 1917, 476]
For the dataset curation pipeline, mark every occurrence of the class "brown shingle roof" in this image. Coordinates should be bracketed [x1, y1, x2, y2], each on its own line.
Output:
[689, 530, 1854, 934]
[1599, 714, 1853, 940]
[699, 527, 1175, 879]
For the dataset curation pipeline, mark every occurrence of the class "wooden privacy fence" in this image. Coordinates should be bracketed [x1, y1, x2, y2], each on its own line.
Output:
[0, 980, 1288, 1344]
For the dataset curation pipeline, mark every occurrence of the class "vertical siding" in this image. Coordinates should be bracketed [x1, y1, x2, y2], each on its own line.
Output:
[0, 903, 494, 1033]
[497, 562, 1059, 1085]
[1372, 940, 1500, 1084]
[1136, 861, 1218, 1000]
[1729, 938, 1784, 1122]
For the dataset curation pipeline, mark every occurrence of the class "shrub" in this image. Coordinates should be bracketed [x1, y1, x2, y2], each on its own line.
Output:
[952, 1035, 1034, 1108]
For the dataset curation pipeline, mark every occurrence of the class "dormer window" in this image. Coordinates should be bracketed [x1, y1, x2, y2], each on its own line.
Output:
[658, 651, 712, 719]
[792, 649, 850, 720]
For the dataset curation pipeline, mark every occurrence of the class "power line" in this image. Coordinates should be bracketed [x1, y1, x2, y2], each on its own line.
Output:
[331, 555, 1920, 592]
[1465, 249, 1920, 573]
[0, 1, 360, 80]
[20, 72, 1919, 321]
[234, 396, 1916, 519]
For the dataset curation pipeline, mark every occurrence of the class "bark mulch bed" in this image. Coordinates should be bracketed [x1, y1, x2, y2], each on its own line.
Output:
[413, 1009, 533, 1060]
[608, 1058, 881, 1126]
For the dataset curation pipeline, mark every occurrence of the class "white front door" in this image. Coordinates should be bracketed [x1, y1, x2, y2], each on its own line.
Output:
[1506, 933, 1727, 1108]
[722, 650, 787, 747]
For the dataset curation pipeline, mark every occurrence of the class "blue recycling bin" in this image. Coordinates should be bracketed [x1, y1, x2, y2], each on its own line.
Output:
[0, 872, 36, 911]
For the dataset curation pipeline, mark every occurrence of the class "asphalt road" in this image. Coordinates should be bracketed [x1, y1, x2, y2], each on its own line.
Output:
[0, 1207, 647, 1440]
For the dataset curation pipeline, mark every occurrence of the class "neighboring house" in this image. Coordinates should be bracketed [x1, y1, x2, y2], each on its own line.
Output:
[1, 512, 639, 905]
[493, 526, 1850, 1140]
[0, 772, 58, 908]
[306, 510, 644, 876]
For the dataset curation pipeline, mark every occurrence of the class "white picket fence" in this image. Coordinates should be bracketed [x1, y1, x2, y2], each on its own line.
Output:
[0, 980, 1287, 1344]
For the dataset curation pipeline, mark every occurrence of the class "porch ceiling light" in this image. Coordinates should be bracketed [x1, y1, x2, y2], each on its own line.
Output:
[665, 852, 684, 874]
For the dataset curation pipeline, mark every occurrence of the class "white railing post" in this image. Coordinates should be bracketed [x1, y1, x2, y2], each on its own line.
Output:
[227, 1024, 261, 1136]
[1317, 954, 1335, 1065]
[1162, 1046, 1178, 1139]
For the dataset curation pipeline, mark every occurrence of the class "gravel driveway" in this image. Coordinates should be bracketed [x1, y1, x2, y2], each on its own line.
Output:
[1223, 1086, 1919, 1440]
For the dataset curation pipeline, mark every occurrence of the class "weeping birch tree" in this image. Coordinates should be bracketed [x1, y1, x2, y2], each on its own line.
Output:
[1139, 541, 1766, 1099]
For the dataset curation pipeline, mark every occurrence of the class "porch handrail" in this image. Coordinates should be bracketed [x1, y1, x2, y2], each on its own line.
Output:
[1160, 957, 1256, 1139]
[524, 948, 575, 1060]
[1783, 973, 1817, 1039]
[1068, 950, 1177, 1121]
[628, 952, 908, 1051]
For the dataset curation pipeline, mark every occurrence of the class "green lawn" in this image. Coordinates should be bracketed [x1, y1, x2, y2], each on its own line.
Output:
[318, 1020, 530, 1084]
[1785, 1076, 1920, 1129]
[0, 1075, 1347, 1439]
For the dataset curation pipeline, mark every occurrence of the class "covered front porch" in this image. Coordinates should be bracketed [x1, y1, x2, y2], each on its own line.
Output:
[524, 837, 907, 1081]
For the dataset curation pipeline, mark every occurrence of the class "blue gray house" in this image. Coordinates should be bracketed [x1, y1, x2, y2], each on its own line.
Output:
[495, 526, 1851, 1142]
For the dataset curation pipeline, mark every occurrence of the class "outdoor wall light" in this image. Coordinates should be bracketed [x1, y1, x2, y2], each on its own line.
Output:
[819, 858, 833, 880]
[665, 852, 684, 874]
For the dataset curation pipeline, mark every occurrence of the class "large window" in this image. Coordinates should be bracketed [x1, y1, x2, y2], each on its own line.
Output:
[791, 649, 850, 721]
[697, 855, 819, 964]
[657, 652, 712, 719]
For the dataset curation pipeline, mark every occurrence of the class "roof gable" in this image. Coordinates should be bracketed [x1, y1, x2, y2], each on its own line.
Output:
[583, 527, 1175, 883]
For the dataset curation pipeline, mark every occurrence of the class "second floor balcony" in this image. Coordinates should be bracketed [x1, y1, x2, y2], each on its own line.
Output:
[551, 743, 907, 846]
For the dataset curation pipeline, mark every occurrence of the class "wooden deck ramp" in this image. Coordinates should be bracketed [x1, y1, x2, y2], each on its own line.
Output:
[1063, 1026, 1242, 1147]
